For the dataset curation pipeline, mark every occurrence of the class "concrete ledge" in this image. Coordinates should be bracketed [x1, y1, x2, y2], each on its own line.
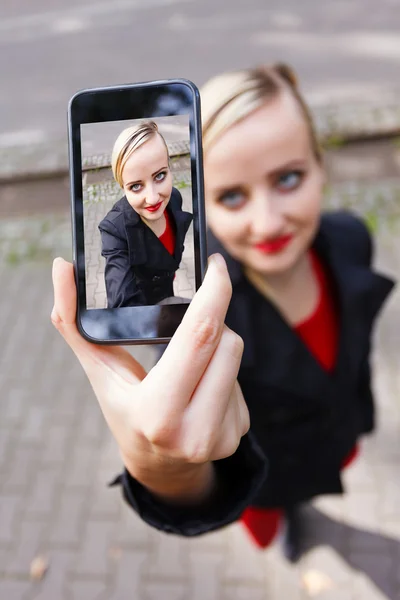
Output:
[1, 103, 400, 183]
[82, 140, 191, 171]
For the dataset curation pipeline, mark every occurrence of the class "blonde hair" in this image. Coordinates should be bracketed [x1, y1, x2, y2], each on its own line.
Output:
[111, 121, 169, 187]
[201, 63, 322, 162]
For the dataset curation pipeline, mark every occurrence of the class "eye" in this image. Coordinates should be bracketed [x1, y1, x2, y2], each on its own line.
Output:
[130, 183, 142, 192]
[218, 189, 246, 209]
[276, 170, 304, 191]
[155, 171, 167, 182]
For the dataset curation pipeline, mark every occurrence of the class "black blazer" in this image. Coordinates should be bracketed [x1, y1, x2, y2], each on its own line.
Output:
[216, 211, 395, 508]
[112, 211, 395, 535]
[98, 187, 193, 307]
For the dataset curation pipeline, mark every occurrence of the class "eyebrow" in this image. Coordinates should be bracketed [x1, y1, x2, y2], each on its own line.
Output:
[125, 165, 168, 187]
[211, 159, 308, 194]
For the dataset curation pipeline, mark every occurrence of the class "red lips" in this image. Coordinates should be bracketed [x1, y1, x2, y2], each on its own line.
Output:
[254, 234, 293, 254]
[145, 201, 163, 213]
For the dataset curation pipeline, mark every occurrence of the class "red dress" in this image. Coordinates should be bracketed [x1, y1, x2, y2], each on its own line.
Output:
[158, 210, 176, 256]
[240, 250, 359, 548]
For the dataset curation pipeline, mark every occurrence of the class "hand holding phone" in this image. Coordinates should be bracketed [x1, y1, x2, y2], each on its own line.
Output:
[68, 79, 207, 344]
[51, 254, 249, 503]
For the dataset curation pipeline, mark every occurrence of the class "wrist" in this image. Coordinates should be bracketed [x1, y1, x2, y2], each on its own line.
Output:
[122, 455, 216, 506]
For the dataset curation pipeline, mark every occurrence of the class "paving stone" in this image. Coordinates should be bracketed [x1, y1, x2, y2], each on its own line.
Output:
[5, 521, 47, 576]
[0, 580, 32, 600]
[3, 444, 39, 491]
[26, 469, 62, 519]
[64, 444, 98, 488]
[187, 552, 224, 600]
[145, 533, 190, 580]
[349, 554, 396, 598]
[107, 551, 147, 600]
[140, 581, 189, 600]
[0, 495, 21, 545]
[68, 581, 108, 600]
[222, 524, 266, 585]
[27, 550, 74, 600]
[48, 492, 87, 547]
[111, 505, 155, 551]
[300, 547, 354, 587]
[40, 424, 72, 466]
[89, 482, 121, 522]
[72, 521, 114, 577]
[352, 573, 392, 600]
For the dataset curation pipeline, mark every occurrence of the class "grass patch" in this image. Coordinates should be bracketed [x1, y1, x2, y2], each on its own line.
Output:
[174, 179, 190, 190]
[322, 135, 347, 150]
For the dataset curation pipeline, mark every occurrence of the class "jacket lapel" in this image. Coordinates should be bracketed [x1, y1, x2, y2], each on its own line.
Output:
[121, 197, 148, 266]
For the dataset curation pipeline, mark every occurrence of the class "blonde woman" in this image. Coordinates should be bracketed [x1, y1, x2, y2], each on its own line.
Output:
[98, 121, 193, 307]
[52, 65, 394, 562]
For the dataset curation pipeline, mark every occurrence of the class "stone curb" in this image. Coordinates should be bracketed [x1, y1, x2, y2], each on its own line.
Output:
[1, 178, 399, 266]
[82, 140, 190, 171]
[1, 103, 400, 183]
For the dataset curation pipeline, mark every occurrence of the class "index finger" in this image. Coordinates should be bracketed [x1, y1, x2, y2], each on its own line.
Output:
[147, 253, 233, 405]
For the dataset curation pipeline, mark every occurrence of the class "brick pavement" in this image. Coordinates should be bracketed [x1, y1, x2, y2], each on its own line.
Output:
[83, 156, 195, 309]
[0, 185, 399, 599]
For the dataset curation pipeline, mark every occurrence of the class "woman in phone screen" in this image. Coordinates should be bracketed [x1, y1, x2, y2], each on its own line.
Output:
[98, 121, 193, 308]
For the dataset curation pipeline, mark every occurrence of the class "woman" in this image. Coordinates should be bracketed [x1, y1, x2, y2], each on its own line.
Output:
[52, 64, 395, 561]
[99, 121, 193, 307]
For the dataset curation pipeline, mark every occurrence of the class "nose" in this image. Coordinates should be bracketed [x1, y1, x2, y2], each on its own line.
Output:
[250, 188, 285, 239]
[147, 183, 160, 206]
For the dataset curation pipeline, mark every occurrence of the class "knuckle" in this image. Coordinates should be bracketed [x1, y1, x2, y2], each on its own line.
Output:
[189, 315, 221, 352]
[219, 432, 241, 460]
[224, 328, 244, 360]
[182, 435, 213, 464]
[142, 419, 176, 447]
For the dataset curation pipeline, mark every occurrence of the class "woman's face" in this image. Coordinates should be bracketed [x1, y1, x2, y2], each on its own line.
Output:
[204, 92, 325, 277]
[122, 134, 173, 221]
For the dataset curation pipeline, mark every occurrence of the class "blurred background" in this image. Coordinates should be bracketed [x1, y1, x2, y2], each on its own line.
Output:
[0, 1, 400, 599]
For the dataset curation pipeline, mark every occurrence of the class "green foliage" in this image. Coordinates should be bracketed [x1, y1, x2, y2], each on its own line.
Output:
[322, 134, 347, 150]
[364, 211, 379, 234]
[391, 136, 400, 148]
[174, 179, 190, 190]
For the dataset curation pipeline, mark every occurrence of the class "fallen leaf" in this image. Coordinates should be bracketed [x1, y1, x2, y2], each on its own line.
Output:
[30, 555, 49, 581]
[301, 569, 334, 596]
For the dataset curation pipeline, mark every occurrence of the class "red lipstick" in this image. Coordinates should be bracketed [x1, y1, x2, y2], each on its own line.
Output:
[254, 234, 293, 254]
[145, 201, 163, 213]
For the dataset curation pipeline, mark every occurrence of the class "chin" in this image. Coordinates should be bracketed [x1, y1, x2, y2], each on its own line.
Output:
[249, 247, 301, 276]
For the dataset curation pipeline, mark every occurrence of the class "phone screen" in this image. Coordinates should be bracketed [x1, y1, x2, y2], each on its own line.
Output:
[81, 114, 195, 310]
[68, 80, 206, 344]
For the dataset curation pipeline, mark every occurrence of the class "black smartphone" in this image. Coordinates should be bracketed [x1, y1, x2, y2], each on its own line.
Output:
[68, 79, 207, 345]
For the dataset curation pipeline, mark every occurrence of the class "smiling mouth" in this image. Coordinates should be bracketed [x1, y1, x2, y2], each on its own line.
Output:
[254, 234, 294, 254]
[145, 201, 163, 213]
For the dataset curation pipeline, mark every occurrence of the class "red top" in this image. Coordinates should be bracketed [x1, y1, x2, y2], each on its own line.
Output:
[158, 210, 176, 256]
[294, 250, 338, 372]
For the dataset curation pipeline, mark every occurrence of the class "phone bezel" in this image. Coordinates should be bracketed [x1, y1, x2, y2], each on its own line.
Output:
[68, 79, 207, 345]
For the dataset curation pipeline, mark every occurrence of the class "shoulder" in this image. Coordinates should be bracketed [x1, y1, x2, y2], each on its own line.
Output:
[319, 210, 373, 265]
[99, 197, 129, 235]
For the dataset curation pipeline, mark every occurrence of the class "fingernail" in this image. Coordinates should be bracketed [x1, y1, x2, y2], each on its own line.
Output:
[209, 253, 226, 271]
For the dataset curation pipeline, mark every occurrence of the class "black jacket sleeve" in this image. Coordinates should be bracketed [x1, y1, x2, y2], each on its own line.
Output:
[109, 432, 267, 536]
[99, 221, 144, 308]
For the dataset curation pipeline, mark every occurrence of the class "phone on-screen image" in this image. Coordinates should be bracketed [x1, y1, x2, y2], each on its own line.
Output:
[68, 79, 207, 345]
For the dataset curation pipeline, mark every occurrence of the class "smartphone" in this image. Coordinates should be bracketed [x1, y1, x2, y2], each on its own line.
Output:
[68, 79, 207, 345]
